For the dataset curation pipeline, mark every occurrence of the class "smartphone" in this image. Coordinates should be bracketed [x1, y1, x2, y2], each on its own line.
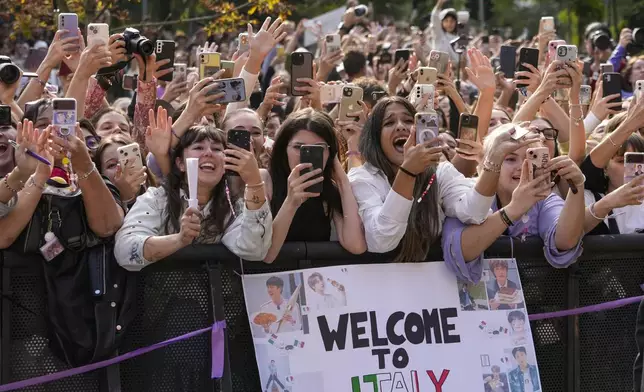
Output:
[289, 51, 314, 97]
[428, 51, 449, 74]
[206, 78, 246, 104]
[325, 34, 341, 53]
[116, 143, 144, 171]
[556, 45, 578, 63]
[226, 129, 251, 176]
[199, 52, 221, 80]
[417, 67, 438, 85]
[527, 147, 550, 180]
[457, 113, 478, 148]
[300, 145, 324, 194]
[155, 40, 176, 82]
[600, 63, 614, 74]
[379, 51, 393, 65]
[548, 40, 566, 61]
[52, 98, 77, 138]
[0, 105, 11, 127]
[320, 84, 343, 104]
[517, 48, 539, 86]
[580, 85, 592, 105]
[394, 49, 411, 71]
[122, 74, 137, 90]
[174, 63, 187, 82]
[58, 13, 79, 42]
[415, 112, 439, 146]
[635, 80, 644, 102]
[540, 16, 555, 33]
[411, 84, 435, 112]
[221, 60, 235, 79]
[367, 34, 377, 53]
[370, 90, 387, 104]
[87, 23, 109, 48]
[499, 46, 517, 78]
[238, 33, 250, 53]
[602, 72, 622, 104]
[338, 86, 364, 121]
[624, 152, 644, 184]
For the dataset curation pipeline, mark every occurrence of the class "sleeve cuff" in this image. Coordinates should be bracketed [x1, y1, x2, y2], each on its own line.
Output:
[442, 217, 484, 283]
[585, 111, 601, 135]
[381, 189, 413, 224]
[146, 152, 164, 179]
[543, 221, 583, 268]
[136, 79, 157, 104]
[239, 68, 258, 100]
[242, 200, 271, 223]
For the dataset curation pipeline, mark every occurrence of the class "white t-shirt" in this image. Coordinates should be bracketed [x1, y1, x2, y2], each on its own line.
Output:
[310, 290, 347, 311]
[523, 369, 534, 392]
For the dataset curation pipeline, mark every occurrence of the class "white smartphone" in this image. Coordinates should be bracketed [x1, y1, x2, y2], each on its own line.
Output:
[117, 143, 144, 171]
[635, 80, 644, 102]
[87, 23, 109, 48]
[325, 34, 341, 53]
[411, 84, 435, 112]
[238, 33, 250, 53]
[580, 85, 592, 105]
[540, 17, 555, 32]
[320, 84, 343, 104]
[556, 45, 578, 62]
[174, 63, 187, 82]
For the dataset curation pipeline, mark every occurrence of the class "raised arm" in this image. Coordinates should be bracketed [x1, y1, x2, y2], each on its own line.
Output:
[589, 99, 642, 169]
[330, 158, 366, 255]
[65, 43, 112, 119]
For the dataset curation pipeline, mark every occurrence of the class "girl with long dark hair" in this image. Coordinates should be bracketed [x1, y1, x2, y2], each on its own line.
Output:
[115, 126, 272, 269]
[262, 108, 366, 262]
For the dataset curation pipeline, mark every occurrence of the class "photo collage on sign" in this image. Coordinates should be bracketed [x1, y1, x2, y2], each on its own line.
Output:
[244, 267, 350, 392]
[457, 259, 541, 392]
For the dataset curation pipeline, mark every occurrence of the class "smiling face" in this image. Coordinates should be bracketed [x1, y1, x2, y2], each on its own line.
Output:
[267, 285, 282, 301]
[511, 317, 526, 333]
[0, 126, 17, 176]
[96, 111, 130, 138]
[176, 138, 225, 189]
[499, 145, 534, 198]
[380, 103, 414, 167]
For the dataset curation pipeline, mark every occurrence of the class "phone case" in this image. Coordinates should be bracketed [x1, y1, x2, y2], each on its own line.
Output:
[602, 73, 622, 104]
[428, 51, 449, 74]
[580, 85, 592, 105]
[174, 63, 187, 81]
[624, 152, 644, 183]
[325, 34, 341, 53]
[226, 130, 251, 176]
[417, 67, 438, 85]
[238, 33, 250, 52]
[0, 105, 11, 126]
[395, 50, 411, 68]
[548, 40, 566, 60]
[155, 40, 176, 82]
[52, 98, 77, 138]
[289, 52, 314, 96]
[540, 17, 555, 32]
[527, 147, 550, 178]
[411, 84, 435, 112]
[117, 143, 144, 171]
[206, 78, 246, 104]
[221, 61, 235, 79]
[58, 13, 79, 41]
[199, 53, 221, 80]
[458, 114, 479, 143]
[87, 23, 109, 48]
[338, 86, 364, 122]
[517, 48, 539, 85]
[600, 63, 614, 74]
[300, 145, 324, 194]
[320, 84, 343, 104]
[635, 81, 644, 102]
[500, 46, 517, 78]
[415, 113, 439, 145]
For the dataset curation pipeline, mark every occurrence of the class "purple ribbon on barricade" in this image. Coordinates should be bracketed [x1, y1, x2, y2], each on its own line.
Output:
[528, 295, 644, 321]
[0, 320, 226, 392]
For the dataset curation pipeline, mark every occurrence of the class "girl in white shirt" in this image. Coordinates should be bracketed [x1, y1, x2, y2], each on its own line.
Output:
[348, 97, 537, 262]
[115, 126, 272, 270]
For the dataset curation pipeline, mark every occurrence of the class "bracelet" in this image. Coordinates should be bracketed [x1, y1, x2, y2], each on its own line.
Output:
[245, 181, 265, 189]
[483, 159, 502, 173]
[573, 174, 587, 189]
[346, 151, 361, 157]
[244, 194, 265, 205]
[2, 175, 22, 193]
[170, 128, 180, 140]
[26, 176, 46, 190]
[398, 166, 417, 178]
[588, 202, 606, 221]
[607, 133, 619, 147]
[499, 208, 514, 227]
[77, 163, 97, 181]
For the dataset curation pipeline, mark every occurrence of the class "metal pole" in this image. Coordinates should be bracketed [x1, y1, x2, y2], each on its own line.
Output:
[478, 0, 485, 30]
[142, 0, 148, 21]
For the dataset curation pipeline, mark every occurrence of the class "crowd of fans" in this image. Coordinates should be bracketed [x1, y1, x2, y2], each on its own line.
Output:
[0, 0, 643, 387]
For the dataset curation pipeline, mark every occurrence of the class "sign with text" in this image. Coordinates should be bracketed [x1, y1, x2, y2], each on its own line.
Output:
[243, 260, 541, 392]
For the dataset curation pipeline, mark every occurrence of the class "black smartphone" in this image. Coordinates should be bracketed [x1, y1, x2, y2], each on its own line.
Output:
[226, 129, 251, 176]
[0, 105, 11, 127]
[457, 113, 478, 149]
[481, 36, 490, 44]
[379, 51, 392, 65]
[289, 51, 314, 97]
[602, 72, 622, 104]
[155, 40, 176, 82]
[394, 49, 411, 70]
[517, 48, 539, 86]
[499, 45, 517, 78]
[300, 145, 324, 194]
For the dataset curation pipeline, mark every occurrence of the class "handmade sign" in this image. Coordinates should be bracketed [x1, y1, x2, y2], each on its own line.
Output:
[242, 259, 541, 392]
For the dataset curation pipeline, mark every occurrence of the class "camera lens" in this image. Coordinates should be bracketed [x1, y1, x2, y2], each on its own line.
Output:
[634, 28, 644, 45]
[593, 33, 611, 51]
[138, 39, 154, 56]
[292, 53, 304, 66]
[0, 63, 20, 85]
[326, 36, 333, 43]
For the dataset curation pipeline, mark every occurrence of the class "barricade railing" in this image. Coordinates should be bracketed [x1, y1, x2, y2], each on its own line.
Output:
[2, 235, 644, 392]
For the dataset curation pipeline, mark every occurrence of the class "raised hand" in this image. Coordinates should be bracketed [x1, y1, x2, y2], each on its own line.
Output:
[544, 155, 586, 191]
[513, 63, 541, 93]
[161, 78, 189, 103]
[535, 60, 569, 95]
[134, 53, 172, 82]
[487, 124, 543, 166]
[146, 107, 173, 158]
[387, 58, 408, 95]
[224, 144, 262, 185]
[197, 42, 218, 57]
[113, 163, 147, 202]
[108, 34, 127, 64]
[249, 17, 289, 62]
[43, 30, 81, 70]
[15, 120, 52, 178]
[258, 76, 287, 120]
[75, 43, 112, 79]
[465, 48, 495, 93]
[335, 100, 368, 151]
[604, 174, 644, 209]
[506, 159, 554, 219]
[590, 81, 622, 121]
[401, 127, 444, 175]
[284, 163, 324, 208]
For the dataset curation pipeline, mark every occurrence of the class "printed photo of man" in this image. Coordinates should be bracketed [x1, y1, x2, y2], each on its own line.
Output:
[265, 360, 289, 392]
[508, 347, 541, 392]
[484, 365, 509, 392]
[258, 276, 302, 334]
[307, 272, 347, 311]
[487, 260, 524, 310]
[508, 311, 528, 346]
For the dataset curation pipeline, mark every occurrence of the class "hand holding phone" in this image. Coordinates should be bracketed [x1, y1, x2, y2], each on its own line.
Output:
[457, 114, 478, 149]
[226, 129, 251, 177]
[299, 145, 324, 194]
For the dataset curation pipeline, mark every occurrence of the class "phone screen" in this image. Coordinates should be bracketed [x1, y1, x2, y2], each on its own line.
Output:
[625, 153, 644, 183]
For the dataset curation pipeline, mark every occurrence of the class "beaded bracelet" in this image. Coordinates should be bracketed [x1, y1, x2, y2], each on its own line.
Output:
[2, 175, 22, 193]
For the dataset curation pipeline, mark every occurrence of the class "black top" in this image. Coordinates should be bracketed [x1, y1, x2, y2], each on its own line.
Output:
[285, 198, 331, 242]
[581, 156, 620, 235]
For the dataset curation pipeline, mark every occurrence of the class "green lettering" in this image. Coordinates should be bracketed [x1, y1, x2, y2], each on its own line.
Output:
[364, 374, 379, 392]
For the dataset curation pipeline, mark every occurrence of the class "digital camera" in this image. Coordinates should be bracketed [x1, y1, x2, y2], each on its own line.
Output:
[0, 56, 21, 85]
[121, 28, 154, 56]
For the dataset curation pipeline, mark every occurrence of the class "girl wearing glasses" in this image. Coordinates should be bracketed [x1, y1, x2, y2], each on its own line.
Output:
[262, 108, 366, 263]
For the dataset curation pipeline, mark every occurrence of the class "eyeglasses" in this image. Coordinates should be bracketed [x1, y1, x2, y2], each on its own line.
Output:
[288, 142, 330, 151]
[534, 127, 559, 140]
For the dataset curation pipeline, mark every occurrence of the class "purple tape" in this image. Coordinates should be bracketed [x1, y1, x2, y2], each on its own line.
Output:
[528, 295, 644, 321]
[0, 321, 226, 392]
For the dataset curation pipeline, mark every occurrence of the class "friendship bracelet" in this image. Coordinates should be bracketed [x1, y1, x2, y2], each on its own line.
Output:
[170, 128, 181, 140]
[499, 208, 514, 227]
[2, 175, 22, 193]
[245, 181, 265, 189]
[588, 202, 606, 221]
[483, 159, 502, 173]
[345, 151, 361, 157]
[398, 166, 417, 178]
[77, 163, 97, 181]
